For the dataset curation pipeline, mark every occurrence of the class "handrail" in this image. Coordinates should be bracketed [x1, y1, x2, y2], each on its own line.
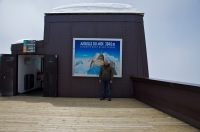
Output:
[130, 76, 200, 92]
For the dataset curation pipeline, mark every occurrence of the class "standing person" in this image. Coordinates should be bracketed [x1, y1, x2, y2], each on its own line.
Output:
[99, 60, 113, 101]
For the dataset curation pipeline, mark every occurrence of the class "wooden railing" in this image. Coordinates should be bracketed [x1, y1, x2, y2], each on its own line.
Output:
[130, 76, 200, 129]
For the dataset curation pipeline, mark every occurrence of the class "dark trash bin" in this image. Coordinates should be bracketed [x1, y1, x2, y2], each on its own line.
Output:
[24, 74, 34, 90]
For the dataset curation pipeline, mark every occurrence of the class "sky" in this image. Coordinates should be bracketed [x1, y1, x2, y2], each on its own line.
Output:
[0, 0, 199, 84]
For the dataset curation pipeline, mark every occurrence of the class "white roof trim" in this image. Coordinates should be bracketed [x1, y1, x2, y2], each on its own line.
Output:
[13, 39, 41, 44]
[50, 3, 144, 15]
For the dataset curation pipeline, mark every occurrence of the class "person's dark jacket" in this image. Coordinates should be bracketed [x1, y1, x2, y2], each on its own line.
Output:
[99, 64, 113, 80]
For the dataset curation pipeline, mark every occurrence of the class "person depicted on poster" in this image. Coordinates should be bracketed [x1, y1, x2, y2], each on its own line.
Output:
[99, 60, 113, 101]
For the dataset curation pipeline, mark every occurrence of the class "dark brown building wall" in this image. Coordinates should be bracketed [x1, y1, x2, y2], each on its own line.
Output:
[130, 76, 200, 129]
[44, 14, 149, 97]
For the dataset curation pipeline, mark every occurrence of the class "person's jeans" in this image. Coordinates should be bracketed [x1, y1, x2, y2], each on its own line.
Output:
[101, 79, 111, 99]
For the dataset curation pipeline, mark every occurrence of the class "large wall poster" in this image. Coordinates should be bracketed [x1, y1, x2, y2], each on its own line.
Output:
[72, 38, 122, 77]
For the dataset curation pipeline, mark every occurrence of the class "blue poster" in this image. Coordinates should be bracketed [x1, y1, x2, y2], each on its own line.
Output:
[72, 38, 122, 77]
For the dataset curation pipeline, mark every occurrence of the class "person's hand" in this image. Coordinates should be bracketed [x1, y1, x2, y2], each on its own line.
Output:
[110, 80, 113, 84]
[99, 80, 101, 83]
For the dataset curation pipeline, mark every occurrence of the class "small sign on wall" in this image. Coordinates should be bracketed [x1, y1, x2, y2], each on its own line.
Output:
[23, 40, 36, 53]
[33, 59, 38, 65]
[24, 58, 31, 65]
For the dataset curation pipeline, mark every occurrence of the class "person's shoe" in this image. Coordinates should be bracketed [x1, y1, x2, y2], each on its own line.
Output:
[108, 98, 111, 101]
[100, 98, 105, 100]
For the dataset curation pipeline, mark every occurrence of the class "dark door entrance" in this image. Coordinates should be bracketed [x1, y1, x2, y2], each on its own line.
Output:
[43, 55, 58, 97]
[0, 54, 17, 96]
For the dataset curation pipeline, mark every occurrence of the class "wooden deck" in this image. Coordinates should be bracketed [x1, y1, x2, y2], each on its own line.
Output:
[0, 96, 199, 132]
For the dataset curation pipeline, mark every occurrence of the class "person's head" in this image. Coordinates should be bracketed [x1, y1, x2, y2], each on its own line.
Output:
[104, 60, 108, 66]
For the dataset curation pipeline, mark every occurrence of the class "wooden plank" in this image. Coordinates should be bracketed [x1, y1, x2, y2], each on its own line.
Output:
[0, 96, 199, 131]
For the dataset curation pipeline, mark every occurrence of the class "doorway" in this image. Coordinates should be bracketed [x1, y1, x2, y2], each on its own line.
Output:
[0, 54, 58, 97]
[17, 55, 44, 96]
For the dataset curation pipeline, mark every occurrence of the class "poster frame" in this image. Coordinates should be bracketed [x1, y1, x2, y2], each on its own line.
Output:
[72, 38, 122, 78]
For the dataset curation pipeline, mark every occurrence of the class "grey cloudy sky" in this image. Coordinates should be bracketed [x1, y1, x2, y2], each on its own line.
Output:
[0, 0, 199, 84]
